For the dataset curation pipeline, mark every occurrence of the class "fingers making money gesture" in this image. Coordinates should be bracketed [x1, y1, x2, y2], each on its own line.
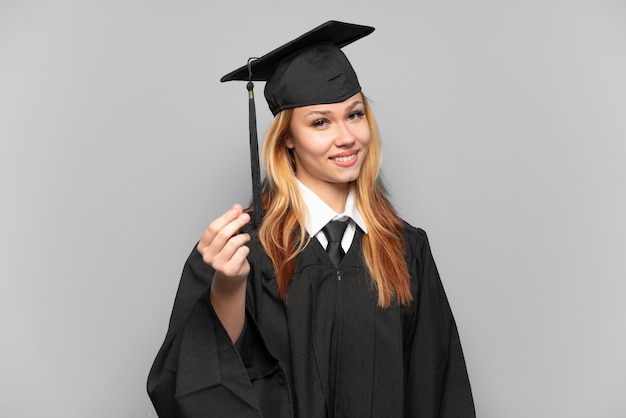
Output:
[197, 204, 251, 342]
[197, 204, 251, 282]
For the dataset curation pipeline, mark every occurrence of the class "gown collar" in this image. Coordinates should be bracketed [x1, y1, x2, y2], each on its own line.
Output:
[296, 179, 368, 239]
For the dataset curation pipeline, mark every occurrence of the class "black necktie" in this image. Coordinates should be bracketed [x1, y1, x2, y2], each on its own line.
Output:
[322, 220, 348, 267]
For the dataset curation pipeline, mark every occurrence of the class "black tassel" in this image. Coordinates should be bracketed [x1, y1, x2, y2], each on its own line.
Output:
[246, 58, 263, 226]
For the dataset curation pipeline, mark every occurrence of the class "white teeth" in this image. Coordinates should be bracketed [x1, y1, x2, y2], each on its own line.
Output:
[332, 154, 356, 163]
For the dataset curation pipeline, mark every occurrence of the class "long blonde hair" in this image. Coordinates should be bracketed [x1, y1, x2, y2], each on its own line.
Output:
[258, 95, 411, 307]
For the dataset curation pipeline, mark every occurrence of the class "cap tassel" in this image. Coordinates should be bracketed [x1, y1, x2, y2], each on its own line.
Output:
[246, 58, 263, 226]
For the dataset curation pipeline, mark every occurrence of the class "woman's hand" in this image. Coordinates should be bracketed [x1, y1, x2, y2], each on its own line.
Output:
[197, 204, 251, 282]
[197, 204, 251, 343]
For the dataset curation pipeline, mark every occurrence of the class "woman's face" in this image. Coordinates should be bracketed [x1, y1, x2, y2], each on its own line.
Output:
[286, 93, 371, 196]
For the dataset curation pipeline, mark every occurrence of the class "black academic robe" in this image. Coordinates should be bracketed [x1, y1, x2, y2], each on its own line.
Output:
[147, 224, 475, 417]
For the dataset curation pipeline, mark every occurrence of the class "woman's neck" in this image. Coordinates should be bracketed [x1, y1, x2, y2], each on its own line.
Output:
[299, 179, 350, 214]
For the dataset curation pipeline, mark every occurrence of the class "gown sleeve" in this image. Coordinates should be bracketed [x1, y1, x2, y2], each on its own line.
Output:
[404, 227, 476, 417]
[146, 246, 292, 418]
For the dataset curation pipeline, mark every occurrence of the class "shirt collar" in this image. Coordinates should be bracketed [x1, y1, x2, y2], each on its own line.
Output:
[296, 179, 368, 237]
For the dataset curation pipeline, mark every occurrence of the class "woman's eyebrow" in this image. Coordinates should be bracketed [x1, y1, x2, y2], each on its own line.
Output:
[346, 100, 363, 111]
[304, 109, 331, 117]
[304, 100, 364, 118]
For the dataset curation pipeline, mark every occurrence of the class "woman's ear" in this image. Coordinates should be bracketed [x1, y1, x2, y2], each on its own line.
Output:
[285, 136, 294, 149]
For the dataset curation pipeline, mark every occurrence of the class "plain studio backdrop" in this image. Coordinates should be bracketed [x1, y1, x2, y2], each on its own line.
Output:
[1, 0, 625, 417]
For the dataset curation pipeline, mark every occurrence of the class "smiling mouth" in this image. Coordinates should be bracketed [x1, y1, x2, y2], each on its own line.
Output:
[331, 153, 357, 163]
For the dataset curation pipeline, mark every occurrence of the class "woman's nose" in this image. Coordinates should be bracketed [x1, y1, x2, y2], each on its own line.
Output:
[334, 123, 356, 147]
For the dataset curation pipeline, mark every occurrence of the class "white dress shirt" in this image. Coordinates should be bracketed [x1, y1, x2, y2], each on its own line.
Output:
[296, 179, 368, 253]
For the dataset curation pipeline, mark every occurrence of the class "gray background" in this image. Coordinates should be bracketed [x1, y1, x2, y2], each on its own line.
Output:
[1, 0, 625, 417]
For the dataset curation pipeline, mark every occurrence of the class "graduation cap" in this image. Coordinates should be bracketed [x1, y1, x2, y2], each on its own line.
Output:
[221, 20, 375, 226]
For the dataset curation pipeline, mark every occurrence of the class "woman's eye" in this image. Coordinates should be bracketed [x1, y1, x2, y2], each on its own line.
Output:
[312, 118, 328, 127]
[347, 110, 365, 121]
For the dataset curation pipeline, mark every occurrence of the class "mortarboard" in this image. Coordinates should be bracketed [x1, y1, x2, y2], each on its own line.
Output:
[221, 20, 375, 226]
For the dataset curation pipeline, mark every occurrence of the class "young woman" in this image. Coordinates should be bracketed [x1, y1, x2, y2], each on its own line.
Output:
[148, 21, 475, 418]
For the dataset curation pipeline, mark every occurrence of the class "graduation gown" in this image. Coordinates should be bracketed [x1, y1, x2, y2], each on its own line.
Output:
[147, 224, 475, 417]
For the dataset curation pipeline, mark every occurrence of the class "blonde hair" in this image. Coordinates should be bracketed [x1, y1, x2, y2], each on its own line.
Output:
[258, 95, 411, 307]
